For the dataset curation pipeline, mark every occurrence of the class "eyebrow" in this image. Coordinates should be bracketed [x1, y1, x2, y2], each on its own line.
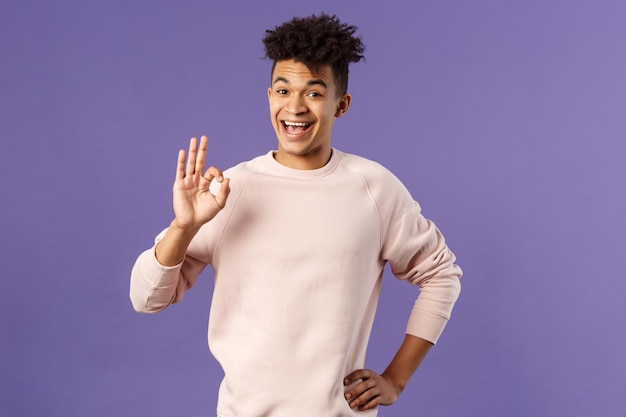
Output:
[273, 76, 328, 89]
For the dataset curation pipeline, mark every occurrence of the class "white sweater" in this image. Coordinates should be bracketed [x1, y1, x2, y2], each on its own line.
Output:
[130, 149, 462, 417]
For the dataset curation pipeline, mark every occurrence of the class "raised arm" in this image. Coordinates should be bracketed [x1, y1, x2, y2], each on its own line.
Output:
[155, 135, 230, 266]
[129, 136, 230, 313]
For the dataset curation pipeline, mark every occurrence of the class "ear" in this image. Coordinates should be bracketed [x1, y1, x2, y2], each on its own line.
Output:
[335, 93, 352, 117]
[267, 87, 272, 100]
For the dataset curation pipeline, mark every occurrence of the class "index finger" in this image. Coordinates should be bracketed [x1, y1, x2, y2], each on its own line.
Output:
[344, 369, 373, 385]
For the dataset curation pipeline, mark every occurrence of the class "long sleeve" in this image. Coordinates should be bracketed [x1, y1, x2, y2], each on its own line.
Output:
[356, 157, 462, 345]
[129, 168, 243, 314]
[383, 201, 462, 343]
[129, 230, 208, 313]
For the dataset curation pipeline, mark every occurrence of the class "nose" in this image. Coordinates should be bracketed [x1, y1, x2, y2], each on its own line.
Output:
[285, 94, 307, 115]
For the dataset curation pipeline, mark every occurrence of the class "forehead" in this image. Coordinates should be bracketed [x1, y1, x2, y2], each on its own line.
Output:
[272, 59, 336, 89]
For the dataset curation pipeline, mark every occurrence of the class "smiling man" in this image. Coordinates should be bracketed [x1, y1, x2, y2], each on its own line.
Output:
[268, 59, 350, 169]
[130, 14, 462, 417]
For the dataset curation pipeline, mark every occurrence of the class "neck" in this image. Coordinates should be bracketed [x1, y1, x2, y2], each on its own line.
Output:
[273, 148, 332, 170]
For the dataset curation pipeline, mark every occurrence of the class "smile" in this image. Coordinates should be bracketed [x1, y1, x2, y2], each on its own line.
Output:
[282, 121, 312, 135]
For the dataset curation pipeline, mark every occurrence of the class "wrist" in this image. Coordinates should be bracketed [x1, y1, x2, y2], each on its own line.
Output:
[381, 371, 406, 394]
[169, 219, 202, 237]
[153, 220, 200, 267]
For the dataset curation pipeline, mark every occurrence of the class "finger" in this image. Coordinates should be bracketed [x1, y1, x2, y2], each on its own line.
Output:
[186, 137, 198, 177]
[357, 394, 381, 411]
[203, 166, 224, 184]
[345, 378, 375, 399]
[348, 382, 378, 409]
[215, 178, 230, 209]
[344, 369, 372, 385]
[176, 149, 186, 180]
[195, 135, 208, 175]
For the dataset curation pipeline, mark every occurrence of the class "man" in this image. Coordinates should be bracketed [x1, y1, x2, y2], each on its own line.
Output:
[130, 13, 462, 417]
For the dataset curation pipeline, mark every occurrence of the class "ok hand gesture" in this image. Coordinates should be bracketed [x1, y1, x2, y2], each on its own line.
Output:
[172, 136, 230, 231]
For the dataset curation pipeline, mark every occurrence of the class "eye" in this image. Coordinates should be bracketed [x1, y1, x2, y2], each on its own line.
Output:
[307, 91, 322, 97]
[276, 89, 288, 95]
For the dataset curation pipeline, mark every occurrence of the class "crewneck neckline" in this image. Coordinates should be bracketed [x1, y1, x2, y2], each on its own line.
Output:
[261, 149, 342, 179]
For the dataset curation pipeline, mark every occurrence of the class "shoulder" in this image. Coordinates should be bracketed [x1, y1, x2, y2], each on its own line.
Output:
[336, 150, 419, 225]
[336, 150, 410, 198]
[336, 150, 388, 174]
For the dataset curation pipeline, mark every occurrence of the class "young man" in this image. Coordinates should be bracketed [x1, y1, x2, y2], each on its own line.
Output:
[130, 14, 462, 417]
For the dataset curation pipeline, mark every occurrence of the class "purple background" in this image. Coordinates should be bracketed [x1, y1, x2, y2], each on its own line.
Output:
[1, 1, 625, 416]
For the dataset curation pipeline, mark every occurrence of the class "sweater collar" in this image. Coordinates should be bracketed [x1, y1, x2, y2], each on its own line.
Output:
[261, 148, 342, 179]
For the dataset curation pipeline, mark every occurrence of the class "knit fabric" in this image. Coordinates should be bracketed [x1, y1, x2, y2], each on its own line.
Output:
[130, 149, 462, 417]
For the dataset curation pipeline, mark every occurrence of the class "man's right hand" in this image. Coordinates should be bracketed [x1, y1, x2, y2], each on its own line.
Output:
[155, 136, 230, 266]
[172, 135, 230, 230]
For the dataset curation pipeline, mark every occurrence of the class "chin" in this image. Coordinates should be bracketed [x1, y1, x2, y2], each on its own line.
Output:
[280, 144, 311, 157]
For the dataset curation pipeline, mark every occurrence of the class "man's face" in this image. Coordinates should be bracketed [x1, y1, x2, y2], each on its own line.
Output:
[268, 59, 351, 170]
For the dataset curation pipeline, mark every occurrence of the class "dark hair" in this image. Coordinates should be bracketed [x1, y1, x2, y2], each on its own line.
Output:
[263, 13, 365, 96]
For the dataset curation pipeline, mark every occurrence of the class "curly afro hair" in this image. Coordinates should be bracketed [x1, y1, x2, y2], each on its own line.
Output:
[263, 13, 365, 96]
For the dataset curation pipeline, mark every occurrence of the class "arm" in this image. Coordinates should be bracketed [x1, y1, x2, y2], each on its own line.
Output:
[343, 230, 461, 410]
[343, 167, 462, 410]
[129, 136, 230, 312]
[156, 135, 230, 266]
[343, 334, 432, 411]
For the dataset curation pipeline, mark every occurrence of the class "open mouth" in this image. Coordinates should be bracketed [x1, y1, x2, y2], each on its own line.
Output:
[282, 121, 312, 135]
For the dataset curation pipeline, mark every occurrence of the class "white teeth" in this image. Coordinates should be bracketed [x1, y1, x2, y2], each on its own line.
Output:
[283, 121, 310, 127]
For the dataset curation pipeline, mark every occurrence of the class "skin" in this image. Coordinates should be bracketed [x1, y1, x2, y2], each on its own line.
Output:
[268, 59, 351, 170]
[154, 136, 230, 267]
[344, 334, 432, 411]
[155, 59, 434, 412]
